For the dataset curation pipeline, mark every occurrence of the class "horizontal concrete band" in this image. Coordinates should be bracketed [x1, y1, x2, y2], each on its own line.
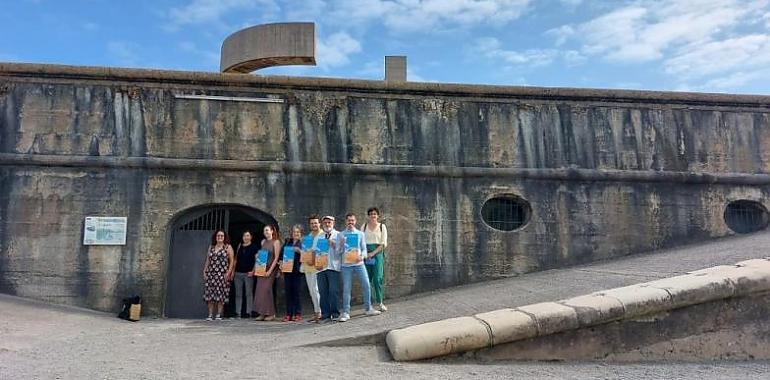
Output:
[386, 258, 770, 361]
[2, 153, 770, 185]
[2, 63, 770, 107]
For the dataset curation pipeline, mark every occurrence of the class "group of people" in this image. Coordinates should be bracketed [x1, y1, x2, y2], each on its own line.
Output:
[202, 208, 389, 323]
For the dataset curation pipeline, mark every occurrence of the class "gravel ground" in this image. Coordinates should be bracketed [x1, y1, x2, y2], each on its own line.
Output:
[3, 232, 770, 379]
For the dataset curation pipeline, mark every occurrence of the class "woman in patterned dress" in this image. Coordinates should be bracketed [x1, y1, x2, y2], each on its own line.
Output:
[202, 230, 235, 320]
[254, 225, 281, 321]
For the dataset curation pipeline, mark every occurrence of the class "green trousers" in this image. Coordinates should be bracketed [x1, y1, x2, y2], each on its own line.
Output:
[365, 244, 385, 304]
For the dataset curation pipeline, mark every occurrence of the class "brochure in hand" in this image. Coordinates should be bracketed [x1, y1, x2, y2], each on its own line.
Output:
[344, 232, 360, 264]
[300, 235, 314, 264]
[315, 237, 329, 268]
[281, 246, 295, 273]
[254, 249, 268, 276]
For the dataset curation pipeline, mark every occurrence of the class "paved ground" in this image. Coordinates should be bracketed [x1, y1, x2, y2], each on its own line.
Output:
[3, 232, 770, 379]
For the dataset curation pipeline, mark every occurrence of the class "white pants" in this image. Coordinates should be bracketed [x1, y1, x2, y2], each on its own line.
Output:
[304, 271, 321, 314]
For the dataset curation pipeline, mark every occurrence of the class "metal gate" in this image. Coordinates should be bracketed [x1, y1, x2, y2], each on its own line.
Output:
[165, 206, 273, 318]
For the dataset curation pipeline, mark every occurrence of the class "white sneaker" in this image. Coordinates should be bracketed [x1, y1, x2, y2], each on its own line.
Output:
[378, 303, 388, 312]
[205, 316, 213, 321]
[338, 313, 350, 322]
[365, 309, 381, 316]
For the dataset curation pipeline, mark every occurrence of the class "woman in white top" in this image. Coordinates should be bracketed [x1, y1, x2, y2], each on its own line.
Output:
[362, 207, 388, 311]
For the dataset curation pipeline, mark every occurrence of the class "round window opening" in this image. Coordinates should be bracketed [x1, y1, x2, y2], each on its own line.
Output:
[724, 200, 769, 234]
[481, 195, 531, 232]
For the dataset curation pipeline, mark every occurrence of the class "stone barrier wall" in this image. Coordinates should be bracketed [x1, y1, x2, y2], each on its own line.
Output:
[386, 258, 770, 361]
[1, 63, 770, 315]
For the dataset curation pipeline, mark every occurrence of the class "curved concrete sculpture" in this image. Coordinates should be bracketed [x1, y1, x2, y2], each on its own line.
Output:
[220, 22, 316, 73]
[386, 258, 770, 361]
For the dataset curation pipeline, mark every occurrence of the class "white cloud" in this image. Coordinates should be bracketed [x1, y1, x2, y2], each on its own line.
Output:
[316, 32, 362, 69]
[167, 0, 277, 29]
[473, 37, 587, 69]
[563, 50, 586, 66]
[665, 35, 770, 78]
[546, 25, 574, 46]
[562, 0, 768, 62]
[552, 0, 770, 92]
[764, 12, 770, 28]
[475, 37, 556, 67]
[329, 0, 532, 33]
[697, 68, 770, 92]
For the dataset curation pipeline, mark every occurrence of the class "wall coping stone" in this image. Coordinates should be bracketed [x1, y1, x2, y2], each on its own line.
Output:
[2, 62, 770, 107]
[386, 257, 770, 361]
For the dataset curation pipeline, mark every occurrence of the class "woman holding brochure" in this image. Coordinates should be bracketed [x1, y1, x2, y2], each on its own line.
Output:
[280, 225, 304, 322]
[253, 225, 280, 321]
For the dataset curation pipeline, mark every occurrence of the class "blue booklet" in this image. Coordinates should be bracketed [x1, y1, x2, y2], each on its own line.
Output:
[301, 235, 314, 251]
[281, 246, 295, 273]
[344, 233, 360, 264]
[254, 249, 268, 276]
[315, 237, 329, 268]
[300, 235, 315, 264]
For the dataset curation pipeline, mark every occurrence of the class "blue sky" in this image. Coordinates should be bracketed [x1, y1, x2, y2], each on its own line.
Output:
[2, 0, 770, 94]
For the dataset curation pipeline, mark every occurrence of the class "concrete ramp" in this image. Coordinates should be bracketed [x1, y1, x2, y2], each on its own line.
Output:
[387, 258, 770, 362]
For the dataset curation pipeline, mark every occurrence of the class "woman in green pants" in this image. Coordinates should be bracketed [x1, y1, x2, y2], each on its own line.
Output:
[362, 207, 388, 311]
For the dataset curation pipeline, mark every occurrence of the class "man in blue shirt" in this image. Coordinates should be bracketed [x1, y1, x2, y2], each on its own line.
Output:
[338, 213, 381, 322]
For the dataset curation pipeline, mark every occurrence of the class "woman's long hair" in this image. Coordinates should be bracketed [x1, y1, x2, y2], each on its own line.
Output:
[210, 230, 230, 246]
[264, 224, 280, 241]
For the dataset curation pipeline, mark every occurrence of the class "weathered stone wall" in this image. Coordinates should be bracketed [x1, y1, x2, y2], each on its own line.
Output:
[1, 63, 770, 315]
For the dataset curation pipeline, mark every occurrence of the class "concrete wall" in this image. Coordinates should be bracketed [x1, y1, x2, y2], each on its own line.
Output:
[2, 63, 770, 315]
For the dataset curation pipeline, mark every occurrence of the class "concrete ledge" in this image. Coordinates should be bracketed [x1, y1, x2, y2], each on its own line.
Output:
[560, 294, 625, 327]
[691, 265, 770, 294]
[597, 284, 673, 316]
[385, 316, 491, 362]
[516, 302, 579, 336]
[386, 258, 770, 361]
[474, 309, 537, 345]
[6, 153, 770, 185]
[644, 273, 735, 308]
[2, 62, 770, 107]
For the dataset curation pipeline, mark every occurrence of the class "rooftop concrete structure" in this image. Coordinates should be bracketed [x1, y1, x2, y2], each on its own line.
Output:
[385, 56, 407, 82]
[220, 22, 316, 73]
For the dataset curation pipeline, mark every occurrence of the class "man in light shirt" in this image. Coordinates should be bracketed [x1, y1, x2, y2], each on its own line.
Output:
[338, 213, 381, 322]
[315, 215, 342, 322]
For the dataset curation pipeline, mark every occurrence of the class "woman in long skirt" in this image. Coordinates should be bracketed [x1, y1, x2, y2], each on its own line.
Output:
[254, 225, 280, 321]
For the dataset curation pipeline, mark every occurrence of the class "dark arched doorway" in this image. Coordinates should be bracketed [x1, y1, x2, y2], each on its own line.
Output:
[164, 204, 278, 318]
